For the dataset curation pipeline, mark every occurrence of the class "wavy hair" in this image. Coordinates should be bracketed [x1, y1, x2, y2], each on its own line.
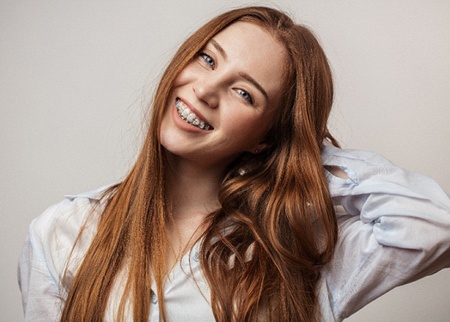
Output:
[61, 6, 338, 322]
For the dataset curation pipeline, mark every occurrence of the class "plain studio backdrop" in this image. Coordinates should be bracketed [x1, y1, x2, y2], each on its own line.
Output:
[1, 1, 449, 321]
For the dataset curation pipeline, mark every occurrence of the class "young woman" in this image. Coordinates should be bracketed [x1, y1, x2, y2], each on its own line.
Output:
[18, 6, 450, 322]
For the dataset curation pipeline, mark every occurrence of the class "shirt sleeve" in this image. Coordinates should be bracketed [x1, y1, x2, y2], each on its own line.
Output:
[18, 203, 66, 322]
[320, 144, 450, 320]
[18, 191, 103, 322]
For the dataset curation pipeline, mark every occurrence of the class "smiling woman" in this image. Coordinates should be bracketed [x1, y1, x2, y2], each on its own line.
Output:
[17, 5, 450, 322]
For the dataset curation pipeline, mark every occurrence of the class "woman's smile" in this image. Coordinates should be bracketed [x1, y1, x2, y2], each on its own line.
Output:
[175, 98, 213, 131]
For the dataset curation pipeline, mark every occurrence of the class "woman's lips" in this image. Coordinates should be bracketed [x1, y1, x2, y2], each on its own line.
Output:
[175, 98, 213, 130]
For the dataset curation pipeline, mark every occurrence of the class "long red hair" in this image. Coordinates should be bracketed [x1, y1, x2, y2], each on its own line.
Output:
[61, 6, 338, 321]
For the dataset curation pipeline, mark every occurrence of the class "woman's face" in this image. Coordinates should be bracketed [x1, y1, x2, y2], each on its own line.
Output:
[160, 21, 287, 169]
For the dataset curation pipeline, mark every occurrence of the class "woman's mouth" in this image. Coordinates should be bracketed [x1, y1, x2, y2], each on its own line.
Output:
[176, 99, 213, 130]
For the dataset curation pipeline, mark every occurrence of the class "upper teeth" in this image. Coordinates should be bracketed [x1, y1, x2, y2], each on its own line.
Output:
[176, 99, 212, 130]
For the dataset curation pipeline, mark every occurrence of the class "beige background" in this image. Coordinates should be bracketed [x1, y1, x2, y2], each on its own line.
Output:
[1, 0, 449, 320]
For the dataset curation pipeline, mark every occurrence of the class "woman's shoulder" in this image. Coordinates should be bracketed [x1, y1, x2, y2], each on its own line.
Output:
[26, 184, 116, 271]
[18, 184, 117, 316]
[30, 184, 113, 237]
[321, 141, 396, 171]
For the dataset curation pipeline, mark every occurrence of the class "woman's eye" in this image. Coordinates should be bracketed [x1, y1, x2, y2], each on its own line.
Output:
[236, 89, 253, 104]
[199, 52, 215, 68]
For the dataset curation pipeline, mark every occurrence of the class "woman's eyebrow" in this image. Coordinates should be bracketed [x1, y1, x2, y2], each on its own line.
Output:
[209, 38, 269, 103]
[210, 39, 227, 59]
[239, 72, 268, 102]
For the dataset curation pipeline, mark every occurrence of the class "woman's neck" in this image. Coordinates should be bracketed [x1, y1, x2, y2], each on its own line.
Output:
[165, 157, 224, 220]
[163, 154, 225, 269]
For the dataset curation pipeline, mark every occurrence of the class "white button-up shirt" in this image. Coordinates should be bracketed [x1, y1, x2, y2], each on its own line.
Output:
[18, 145, 450, 321]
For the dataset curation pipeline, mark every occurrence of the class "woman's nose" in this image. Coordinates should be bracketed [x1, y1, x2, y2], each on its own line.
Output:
[192, 78, 219, 109]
